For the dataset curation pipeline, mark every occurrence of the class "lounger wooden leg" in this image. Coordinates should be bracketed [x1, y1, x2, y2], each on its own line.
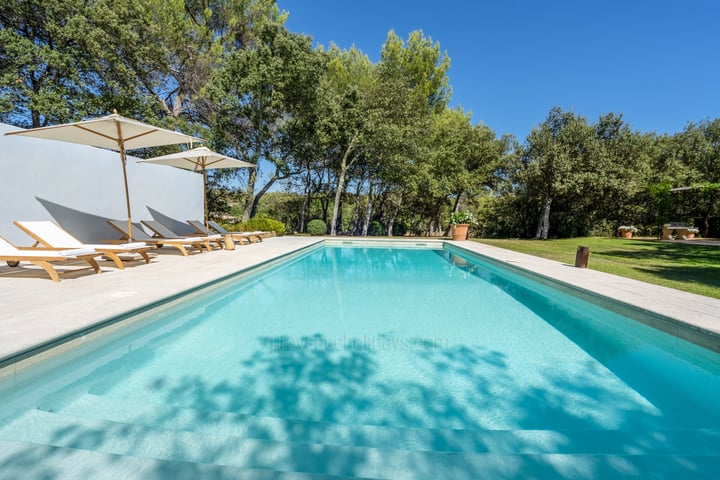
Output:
[140, 251, 151, 264]
[30, 260, 61, 282]
[202, 241, 212, 251]
[104, 252, 124, 269]
[173, 245, 189, 256]
[86, 257, 101, 273]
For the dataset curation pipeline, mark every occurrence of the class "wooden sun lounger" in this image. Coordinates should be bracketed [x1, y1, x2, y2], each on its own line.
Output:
[186, 220, 257, 245]
[0, 236, 101, 282]
[14, 220, 152, 270]
[206, 220, 268, 243]
[107, 220, 209, 256]
[140, 220, 222, 250]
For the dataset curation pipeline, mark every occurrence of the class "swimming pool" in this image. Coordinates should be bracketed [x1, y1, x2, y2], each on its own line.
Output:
[0, 243, 719, 478]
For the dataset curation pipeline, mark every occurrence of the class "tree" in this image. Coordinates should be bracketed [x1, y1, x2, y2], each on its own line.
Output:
[510, 109, 659, 239]
[377, 30, 451, 114]
[589, 113, 653, 229]
[403, 108, 472, 233]
[0, 0, 118, 126]
[520, 108, 594, 238]
[674, 119, 720, 235]
[0, 0, 285, 127]
[359, 30, 452, 236]
[207, 21, 324, 221]
[315, 45, 373, 235]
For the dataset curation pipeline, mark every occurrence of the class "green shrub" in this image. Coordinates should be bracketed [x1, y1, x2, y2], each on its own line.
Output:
[239, 216, 286, 236]
[306, 219, 327, 236]
[588, 219, 615, 238]
[448, 211, 476, 225]
[392, 221, 408, 236]
[368, 221, 384, 236]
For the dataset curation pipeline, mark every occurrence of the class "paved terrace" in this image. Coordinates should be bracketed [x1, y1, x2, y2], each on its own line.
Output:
[1, 237, 719, 369]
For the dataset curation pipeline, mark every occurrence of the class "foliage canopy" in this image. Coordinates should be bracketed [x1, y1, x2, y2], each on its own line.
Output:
[2, 1, 719, 238]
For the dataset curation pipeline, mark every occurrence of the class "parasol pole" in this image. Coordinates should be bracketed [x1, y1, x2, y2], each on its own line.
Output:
[202, 163, 209, 230]
[116, 119, 133, 241]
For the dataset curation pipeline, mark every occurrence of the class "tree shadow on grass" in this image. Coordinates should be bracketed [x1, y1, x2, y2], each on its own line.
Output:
[597, 240, 720, 263]
[630, 264, 720, 289]
[597, 244, 720, 292]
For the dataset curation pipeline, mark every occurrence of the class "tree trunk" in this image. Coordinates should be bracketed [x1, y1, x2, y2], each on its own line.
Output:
[387, 195, 402, 236]
[362, 182, 375, 236]
[31, 79, 42, 127]
[351, 174, 364, 236]
[535, 197, 552, 239]
[300, 170, 313, 233]
[443, 192, 463, 236]
[452, 192, 462, 213]
[330, 166, 347, 236]
[320, 195, 329, 225]
[330, 132, 359, 236]
[31, 109, 41, 128]
[300, 192, 308, 234]
[241, 135, 263, 222]
[248, 171, 280, 218]
[701, 191, 718, 238]
[336, 194, 344, 235]
[703, 216, 711, 238]
[242, 168, 258, 222]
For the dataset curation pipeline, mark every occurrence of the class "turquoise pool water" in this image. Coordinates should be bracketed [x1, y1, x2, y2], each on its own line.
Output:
[0, 244, 719, 479]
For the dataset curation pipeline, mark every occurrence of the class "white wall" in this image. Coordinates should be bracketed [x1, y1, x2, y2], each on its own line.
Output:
[0, 122, 202, 244]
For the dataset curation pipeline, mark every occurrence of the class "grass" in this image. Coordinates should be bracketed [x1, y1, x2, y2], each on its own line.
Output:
[473, 237, 720, 299]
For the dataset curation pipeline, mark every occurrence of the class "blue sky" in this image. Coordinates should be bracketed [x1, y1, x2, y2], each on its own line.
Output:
[278, 0, 720, 140]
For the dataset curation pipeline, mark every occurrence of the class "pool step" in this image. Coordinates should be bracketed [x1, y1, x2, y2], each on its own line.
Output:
[2, 409, 720, 479]
[36, 392, 720, 456]
[0, 439, 375, 480]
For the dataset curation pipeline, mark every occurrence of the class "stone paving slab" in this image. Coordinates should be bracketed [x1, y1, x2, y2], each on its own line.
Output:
[1, 237, 718, 368]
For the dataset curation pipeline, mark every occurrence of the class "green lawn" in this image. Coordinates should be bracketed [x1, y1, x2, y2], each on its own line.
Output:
[473, 237, 720, 299]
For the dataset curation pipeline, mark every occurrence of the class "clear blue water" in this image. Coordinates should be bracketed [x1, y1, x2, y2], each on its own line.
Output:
[0, 244, 719, 479]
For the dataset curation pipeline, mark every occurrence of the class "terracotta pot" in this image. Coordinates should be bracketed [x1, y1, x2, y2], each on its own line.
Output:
[451, 223, 469, 241]
[685, 232, 695, 239]
[620, 230, 633, 239]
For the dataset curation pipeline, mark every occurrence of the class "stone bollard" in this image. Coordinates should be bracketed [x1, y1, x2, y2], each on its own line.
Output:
[575, 246, 589, 268]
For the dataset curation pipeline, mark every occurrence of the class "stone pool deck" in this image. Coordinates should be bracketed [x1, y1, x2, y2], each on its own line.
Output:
[1, 237, 718, 367]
